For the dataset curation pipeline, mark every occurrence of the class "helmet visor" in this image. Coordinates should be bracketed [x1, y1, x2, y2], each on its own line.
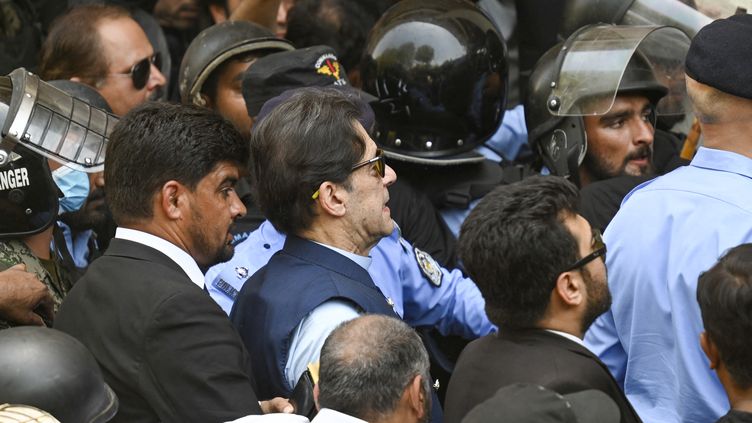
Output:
[548, 25, 690, 117]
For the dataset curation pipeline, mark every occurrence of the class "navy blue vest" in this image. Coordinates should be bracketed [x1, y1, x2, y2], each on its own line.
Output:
[231, 236, 398, 399]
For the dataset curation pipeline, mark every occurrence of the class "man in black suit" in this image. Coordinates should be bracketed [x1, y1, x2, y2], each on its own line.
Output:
[55, 103, 290, 422]
[444, 176, 640, 423]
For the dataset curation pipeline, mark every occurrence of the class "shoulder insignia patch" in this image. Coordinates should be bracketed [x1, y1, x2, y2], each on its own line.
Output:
[414, 247, 442, 287]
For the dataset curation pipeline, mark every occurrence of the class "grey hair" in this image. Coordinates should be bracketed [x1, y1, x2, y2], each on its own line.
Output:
[318, 315, 431, 421]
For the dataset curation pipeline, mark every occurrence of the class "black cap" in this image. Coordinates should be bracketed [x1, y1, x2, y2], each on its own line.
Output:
[256, 87, 375, 134]
[686, 14, 752, 99]
[242, 45, 376, 117]
[461, 384, 620, 423]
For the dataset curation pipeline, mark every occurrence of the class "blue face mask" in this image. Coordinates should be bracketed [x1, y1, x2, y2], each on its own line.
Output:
[51, 166, 90, 213]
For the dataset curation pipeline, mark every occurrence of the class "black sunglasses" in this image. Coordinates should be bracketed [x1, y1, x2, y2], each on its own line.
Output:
[564, 228, 607, 272]
[114, 53, 162, 90]
[312, 149, 386, 200]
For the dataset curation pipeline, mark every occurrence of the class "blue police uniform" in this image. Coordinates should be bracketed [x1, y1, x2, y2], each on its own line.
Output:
[206, 220, 495, 339]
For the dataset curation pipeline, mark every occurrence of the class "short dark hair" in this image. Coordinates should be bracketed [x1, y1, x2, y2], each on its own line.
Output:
[286, 0, 377, 73]
[318, 315, 430, 421]
[249, 87, 365, 235]
[105, 102, 249, 225]
[697, 244, 752, 389]
[458, 175, 580, 330]
[39, 4, 131, 85]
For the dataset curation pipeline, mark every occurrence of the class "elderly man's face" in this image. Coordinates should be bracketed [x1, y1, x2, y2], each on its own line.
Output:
[580, 94, 656, 186]
[95, 16, 166, 116]
[344, 123, 397, 249]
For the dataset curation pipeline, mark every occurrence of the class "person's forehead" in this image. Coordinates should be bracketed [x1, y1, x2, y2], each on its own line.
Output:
[611, 93, 652, 110]
[97, 16, 154, 66]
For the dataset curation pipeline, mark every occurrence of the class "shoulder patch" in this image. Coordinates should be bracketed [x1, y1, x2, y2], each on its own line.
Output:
[414, 247, 442, 287]
[213, 278, 240, 300]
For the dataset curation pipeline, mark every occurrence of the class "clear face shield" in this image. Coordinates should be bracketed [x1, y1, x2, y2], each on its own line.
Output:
[546, 25, 691, 119]
[0, 68, 118, 173]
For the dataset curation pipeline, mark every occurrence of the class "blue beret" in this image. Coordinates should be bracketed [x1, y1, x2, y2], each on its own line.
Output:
[686, 14, 752, 99]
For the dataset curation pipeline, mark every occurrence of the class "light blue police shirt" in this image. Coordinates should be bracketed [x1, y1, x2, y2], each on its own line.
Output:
[584, 147, 752, 423]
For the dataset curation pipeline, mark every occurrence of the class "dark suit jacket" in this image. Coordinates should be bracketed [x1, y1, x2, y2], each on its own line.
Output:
[444, 329, 641, 423]
[55, 238, 262, 423]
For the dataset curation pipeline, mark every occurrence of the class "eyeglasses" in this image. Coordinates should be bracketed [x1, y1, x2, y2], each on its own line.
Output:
[563, 228, 607, 272]
[312, 148, 386, 200]
[110, 53, 162, 90]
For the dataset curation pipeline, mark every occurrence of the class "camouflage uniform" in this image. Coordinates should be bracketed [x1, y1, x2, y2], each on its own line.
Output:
[0, 239, 74, 329]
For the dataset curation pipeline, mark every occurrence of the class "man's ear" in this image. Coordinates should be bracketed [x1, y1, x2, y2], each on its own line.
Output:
[313, 383, 321, 411]
[554, 271, 584, 307]
[405, 375, 426, 419]
[159, 180, 185, 220]
[315, 181, 347, 218]
[700, 331, 720, 370]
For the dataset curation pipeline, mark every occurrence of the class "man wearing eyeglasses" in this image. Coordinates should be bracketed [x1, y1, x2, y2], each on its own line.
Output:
[229, 87, 404, 401]
[443, 176, 640, 423]
[40, 4, 167, 117]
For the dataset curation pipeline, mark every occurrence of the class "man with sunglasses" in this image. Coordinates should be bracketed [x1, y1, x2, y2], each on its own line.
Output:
[228, 88, 445, 419]
[444, 176, 639, 423]
[40, 4, 167, 117]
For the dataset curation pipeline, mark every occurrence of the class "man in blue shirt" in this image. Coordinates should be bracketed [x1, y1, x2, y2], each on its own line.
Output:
[584, 14, 752, 423]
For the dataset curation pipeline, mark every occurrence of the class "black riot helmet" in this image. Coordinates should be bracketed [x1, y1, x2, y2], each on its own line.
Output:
[0, 68, 118, 237]
[361, 0, 508, 165]
[0, 327, 118, 423]
[525, 24, 690, 184]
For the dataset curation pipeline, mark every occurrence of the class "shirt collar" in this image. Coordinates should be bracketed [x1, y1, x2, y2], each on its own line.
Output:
[115, 227, 206, 289]
[313, 409, 368, 423]
[312, 241, 372, 270]
[690, 147, 752, 180]
[545, 329, 588, 349]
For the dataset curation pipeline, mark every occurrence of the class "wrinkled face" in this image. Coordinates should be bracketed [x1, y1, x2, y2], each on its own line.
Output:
[96, 17, 167, 116]
[581, 94, 656, 185]
[206, 57, 256, 137]
[566, 214, 611, 332]
[153, 0, 201, 30]
[345, 123, 397, 249]
[184, 161, 247, 268]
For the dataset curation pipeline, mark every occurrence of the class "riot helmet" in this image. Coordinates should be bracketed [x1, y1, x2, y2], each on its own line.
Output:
[360, 0, 508, 165]
[0, 327, 118, 423]
[525, 25, 690, 182]
[0, 68, 118, 237]
[560, 0, 711, 39]
[0, 404, 61, 423]
[179, 20, 294, 106]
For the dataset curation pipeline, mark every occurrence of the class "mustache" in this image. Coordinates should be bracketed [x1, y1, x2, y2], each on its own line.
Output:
[624, 144, 652, 162]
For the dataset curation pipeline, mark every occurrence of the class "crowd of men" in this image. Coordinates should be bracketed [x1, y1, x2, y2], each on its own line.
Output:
[1, 0, 752, 422]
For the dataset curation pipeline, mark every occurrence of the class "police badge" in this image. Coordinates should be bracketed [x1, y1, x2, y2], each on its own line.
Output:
[414, 247, 443, 287]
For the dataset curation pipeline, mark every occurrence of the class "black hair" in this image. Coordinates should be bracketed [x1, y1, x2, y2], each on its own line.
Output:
[249, 87, 365, 235]
[697, 243, 752, 389]
[458, 175, 580, 329]
[105, 102, 249, 225]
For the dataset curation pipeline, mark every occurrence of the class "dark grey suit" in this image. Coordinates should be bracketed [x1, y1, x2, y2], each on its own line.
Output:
[444, 329, 641, 423]
[55, 238, 262, 423]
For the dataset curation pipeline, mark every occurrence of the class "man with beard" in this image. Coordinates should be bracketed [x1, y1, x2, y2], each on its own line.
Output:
[55, 103, 290, 422]
[443, 176, 639, 423]
[314, 315, 431, 423]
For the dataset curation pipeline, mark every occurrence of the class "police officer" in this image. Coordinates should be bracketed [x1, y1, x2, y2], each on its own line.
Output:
[0, 68, 117, 329]
[360, 0, 523, 251]
[524, 24, 692, 230]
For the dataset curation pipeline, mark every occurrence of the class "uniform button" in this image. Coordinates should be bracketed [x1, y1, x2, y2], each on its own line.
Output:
[263, 243, 270, 249]
[386, 297, 395, 307]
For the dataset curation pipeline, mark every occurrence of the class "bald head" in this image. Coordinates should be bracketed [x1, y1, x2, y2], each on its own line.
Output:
[318, 315, 430, 422]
